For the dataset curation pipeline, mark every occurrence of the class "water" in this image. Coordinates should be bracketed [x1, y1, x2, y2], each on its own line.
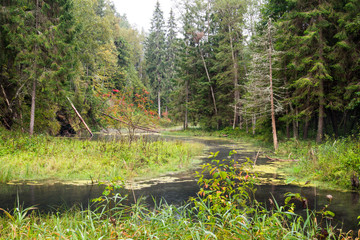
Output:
[0, 134, 359, 231]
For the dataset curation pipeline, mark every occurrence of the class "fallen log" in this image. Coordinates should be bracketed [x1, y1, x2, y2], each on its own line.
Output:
[265, 155, 299, 162]
[102, 113, 159, 133]
[67, 97, 93, 138]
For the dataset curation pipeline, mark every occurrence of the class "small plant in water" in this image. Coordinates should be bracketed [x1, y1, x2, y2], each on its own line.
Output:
[192, 150, 257, 228]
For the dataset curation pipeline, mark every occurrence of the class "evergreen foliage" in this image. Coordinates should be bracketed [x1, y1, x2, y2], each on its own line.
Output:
[267, 0, 360, 140]
[145, 1, 166, 117]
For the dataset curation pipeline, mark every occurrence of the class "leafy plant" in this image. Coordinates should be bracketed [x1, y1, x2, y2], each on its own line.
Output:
[192, 150, 257, 228]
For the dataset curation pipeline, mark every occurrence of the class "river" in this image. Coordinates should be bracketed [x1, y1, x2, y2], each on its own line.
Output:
[0, 134, 359, 231]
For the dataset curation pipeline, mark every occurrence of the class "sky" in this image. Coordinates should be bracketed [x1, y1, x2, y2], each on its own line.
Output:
[113, 0, 176, 33]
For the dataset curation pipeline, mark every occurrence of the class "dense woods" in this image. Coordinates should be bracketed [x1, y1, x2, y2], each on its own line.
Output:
[1, 0, 359, 144]
[0, 0, 145, 135]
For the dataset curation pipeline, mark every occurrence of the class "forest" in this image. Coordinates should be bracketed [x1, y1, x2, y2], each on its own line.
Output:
[1, 0, 360, 238]
[1, 0, 359, 143]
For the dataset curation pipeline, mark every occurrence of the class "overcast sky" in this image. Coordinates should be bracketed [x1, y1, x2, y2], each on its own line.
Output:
[113, 0, 176, 33]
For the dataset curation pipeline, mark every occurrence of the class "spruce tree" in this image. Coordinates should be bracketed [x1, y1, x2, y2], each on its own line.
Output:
[163, 9, 178, 113]
[213, 0, 246, 129]
[145, 1, 166, 117]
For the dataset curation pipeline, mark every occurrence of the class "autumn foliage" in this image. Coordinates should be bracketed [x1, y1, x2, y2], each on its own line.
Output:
[101, 88, 160, 138]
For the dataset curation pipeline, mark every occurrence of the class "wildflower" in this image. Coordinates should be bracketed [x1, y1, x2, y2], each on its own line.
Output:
[112, 89, 119, 93]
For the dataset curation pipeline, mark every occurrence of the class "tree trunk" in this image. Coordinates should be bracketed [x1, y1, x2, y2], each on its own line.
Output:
[316, 78, 325, 143]
[199, 45, 217, 115]
[29, 80, 36, 136]
[294, 108, 299, 139]
[268, 19, 278, 150]
[342, 111, 347, 133]
[229, 26, 239, 129]
[19, 98, 24, 132]
[157, 89, 161, 118]
[329, 110, 338, 138]
[239, 107, 243, 130]
[30, 0, 39, 136]
[303, 115, 310, 139]
[245, 110, 249, 133]
[316, 15, 325, 143]
[184, 78, 189, 130]
[286, 106, 290, 139]
[284, 71, 290, 139]
[252, 114, 256, 135]
[233, 81, 240, 129]
[67, 97, 93, 138]
[289, 103, 298, 139]
[303, 95, 310, 139]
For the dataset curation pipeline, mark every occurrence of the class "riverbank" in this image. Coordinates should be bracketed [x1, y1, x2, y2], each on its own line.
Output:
[0, 128, 204, 183]
[164, 128, 360, 191]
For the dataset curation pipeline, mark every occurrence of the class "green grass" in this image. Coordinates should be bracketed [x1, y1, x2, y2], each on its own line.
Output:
[0, 128, 204, 182]
[0, 201, 345, 239]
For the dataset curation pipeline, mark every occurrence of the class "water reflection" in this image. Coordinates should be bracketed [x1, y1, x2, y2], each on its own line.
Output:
[1, 180, 359, 231]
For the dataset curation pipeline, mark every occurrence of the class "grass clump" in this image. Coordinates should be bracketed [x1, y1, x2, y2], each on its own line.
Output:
[276, 137, 360, 189]
[0, 153, 356, 239]
[0, 128, 204, 182]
